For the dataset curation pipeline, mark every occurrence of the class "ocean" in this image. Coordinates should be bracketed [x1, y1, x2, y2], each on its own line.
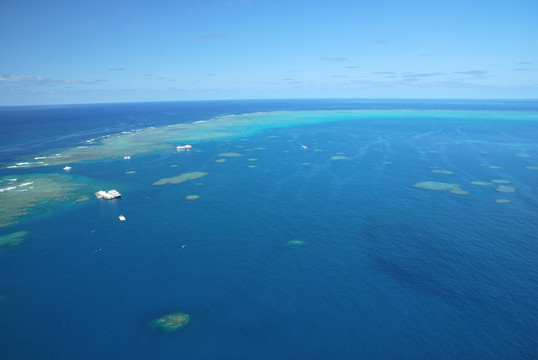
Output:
[0, 99, 537, 359]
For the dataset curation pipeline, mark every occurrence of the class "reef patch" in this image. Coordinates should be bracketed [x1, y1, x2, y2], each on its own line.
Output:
[153, 172, 208, 186]
[150, 312, 190, 332]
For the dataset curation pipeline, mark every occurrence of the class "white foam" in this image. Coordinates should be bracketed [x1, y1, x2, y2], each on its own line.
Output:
[0, 186, 16, 192]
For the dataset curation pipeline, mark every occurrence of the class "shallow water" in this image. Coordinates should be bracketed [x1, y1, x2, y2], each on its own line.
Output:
[0, 100, 537, 359]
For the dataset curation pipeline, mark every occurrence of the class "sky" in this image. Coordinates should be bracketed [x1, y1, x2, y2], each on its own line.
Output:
[0, 0, 537, 105]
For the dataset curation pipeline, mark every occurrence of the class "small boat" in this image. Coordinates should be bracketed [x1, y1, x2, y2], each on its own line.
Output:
[63, 166, 72, 171]
[176, 144, 192, 150]
[123, 156, 131, 159]
[118, 215, 126, 221]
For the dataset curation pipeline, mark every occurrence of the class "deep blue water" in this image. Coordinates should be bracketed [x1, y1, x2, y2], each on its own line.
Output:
[0, 99, 537, 359]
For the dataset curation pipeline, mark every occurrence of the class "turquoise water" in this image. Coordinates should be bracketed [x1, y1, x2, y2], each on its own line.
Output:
[0, 100, 537, 359]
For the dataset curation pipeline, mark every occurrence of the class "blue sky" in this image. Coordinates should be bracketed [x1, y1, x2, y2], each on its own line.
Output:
[1, 0, 537, 105]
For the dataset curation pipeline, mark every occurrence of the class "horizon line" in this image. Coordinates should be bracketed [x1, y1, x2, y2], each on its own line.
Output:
[2, 97, 538, 108]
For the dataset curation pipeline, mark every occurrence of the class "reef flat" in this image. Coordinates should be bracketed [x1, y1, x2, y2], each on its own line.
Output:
[0, 174, 95, 228]
[6, 109, 536, 170]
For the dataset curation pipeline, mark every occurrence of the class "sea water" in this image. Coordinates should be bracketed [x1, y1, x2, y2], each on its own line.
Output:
[0, 99, 537, 359]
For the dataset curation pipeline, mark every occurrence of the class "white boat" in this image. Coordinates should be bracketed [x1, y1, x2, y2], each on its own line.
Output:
[176, 144, 192, 150]
[95, 189, 122, 200]
[123, 156, 131, 159]
[63, 166, 72, 171]
[118, 215, 126, 221]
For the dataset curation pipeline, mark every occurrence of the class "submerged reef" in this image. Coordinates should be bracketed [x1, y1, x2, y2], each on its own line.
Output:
[0, 174, 95, 228]
[151, 312, 190, 332]
[153, 172, 207, 186]
[431, 170, 454, 175]
[413, 181, 461, 191]
[331, 155, 350, 160]
[413, 181, 469, 195]
[287, 240, 306, 246]
[217, 152, 243, 157]
[491, 179, 511, 184]
[495, 185, 516, 193]
[0, 231, 28, 247]
[470, 181, 493, 186]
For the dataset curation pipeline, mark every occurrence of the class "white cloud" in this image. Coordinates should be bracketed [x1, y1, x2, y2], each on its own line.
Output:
[0, 74, 99, 85]
[453, 70, 487, 75]
[401, 72, 445, 78]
